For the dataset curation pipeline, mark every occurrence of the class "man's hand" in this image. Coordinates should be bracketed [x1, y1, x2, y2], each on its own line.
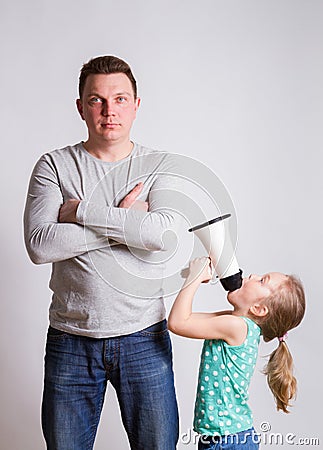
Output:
[119, 182, 148, 212]
[58, 199, 80, 223]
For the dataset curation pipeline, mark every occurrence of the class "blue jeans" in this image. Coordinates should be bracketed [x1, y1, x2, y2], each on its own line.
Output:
[42, 320, 179, 450]
[198, 428, 260, 449]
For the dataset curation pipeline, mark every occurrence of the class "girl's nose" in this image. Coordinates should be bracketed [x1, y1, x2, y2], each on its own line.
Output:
[248, 274, 259, 280]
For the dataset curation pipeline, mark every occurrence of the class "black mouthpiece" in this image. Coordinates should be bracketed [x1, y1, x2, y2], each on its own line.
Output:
[220, 269, 243, 292]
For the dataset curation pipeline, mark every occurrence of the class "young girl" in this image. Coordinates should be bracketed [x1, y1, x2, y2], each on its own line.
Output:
[168, 257, 306, 449]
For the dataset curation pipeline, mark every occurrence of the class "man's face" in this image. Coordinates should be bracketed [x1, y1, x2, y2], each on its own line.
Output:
[76, 73, 140, 146]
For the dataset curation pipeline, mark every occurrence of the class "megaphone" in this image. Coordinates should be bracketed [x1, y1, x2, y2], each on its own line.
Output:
[188, 214, 243, 292]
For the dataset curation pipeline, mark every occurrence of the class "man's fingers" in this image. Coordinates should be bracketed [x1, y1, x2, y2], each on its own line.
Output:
[119, 182, 145, 208]
[130, 182, 144, 197]
[58, 199, 80, 223]
[126, 182, 144, 201]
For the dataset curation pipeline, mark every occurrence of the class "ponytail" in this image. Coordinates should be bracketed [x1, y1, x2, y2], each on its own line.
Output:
[263, 340, 297, 413]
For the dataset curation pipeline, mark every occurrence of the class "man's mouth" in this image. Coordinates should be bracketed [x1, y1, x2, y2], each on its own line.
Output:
[101, 123, 120, 128]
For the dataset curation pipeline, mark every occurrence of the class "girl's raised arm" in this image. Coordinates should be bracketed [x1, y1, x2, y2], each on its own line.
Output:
[168, 257, 247, 345]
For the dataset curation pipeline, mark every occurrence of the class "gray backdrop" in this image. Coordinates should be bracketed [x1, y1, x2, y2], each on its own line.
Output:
[1, 1, 322, 449]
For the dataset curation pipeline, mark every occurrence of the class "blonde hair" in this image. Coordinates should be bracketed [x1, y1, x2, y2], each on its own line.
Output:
[252, 275, 306, 413]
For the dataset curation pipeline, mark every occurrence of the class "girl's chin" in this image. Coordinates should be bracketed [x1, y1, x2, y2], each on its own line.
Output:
[227, 288, 241, 306]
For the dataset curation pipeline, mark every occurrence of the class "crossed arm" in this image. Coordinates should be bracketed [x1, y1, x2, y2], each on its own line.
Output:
[24, 155, 180, 264]
[58, 182, 148, 223]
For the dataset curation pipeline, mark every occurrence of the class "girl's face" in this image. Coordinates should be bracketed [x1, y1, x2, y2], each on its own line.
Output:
[227, 272, 288, 312]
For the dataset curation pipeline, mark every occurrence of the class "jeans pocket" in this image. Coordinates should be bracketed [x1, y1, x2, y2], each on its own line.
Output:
[138, 319, 169, 337]
[47, 326, 69, 340]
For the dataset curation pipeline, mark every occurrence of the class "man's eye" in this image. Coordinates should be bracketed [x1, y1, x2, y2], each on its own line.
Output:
[117, 97, 126, 103]
[90, 97, 102, 103]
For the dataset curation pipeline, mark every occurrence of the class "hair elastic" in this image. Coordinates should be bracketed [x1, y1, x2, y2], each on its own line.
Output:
[278, 332, 288, 342]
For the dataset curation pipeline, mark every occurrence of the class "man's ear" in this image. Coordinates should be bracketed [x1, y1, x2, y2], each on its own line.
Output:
[76, 99, 85, 120]
[134, 97, 141, 113]
[249, 303, 268, 317]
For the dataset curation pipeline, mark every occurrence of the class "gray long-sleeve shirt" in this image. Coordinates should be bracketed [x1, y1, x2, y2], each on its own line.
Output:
[24, 142, 182, 337]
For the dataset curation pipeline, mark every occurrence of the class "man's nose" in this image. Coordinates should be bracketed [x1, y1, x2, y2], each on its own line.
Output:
[102, 100, 115, 116]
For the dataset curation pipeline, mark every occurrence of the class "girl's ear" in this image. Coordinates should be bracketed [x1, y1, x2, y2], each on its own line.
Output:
[249, 303, 268, 317]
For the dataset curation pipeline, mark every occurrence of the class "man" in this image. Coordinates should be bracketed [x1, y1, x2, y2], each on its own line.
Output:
[24, 55, 180, 450]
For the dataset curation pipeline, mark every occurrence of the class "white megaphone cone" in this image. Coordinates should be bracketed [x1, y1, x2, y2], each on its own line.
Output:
[188, 214, 242, 291]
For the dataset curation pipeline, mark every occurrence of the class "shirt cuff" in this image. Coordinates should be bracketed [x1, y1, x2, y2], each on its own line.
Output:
[75, 200, 89, 225]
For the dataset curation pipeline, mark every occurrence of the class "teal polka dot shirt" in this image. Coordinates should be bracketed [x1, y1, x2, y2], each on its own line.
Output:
[193, 317, 261, 436]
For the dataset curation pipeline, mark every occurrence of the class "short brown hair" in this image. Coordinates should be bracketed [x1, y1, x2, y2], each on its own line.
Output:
[78, 55, 137, 99]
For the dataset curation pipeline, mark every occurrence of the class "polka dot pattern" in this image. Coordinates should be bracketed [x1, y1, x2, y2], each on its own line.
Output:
[193, 318, 260, 436]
